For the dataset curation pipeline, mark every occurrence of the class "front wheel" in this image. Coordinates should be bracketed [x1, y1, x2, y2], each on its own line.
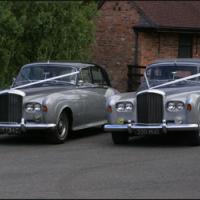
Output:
[112, 133, 129, 145]
[48, 112, 70, 144]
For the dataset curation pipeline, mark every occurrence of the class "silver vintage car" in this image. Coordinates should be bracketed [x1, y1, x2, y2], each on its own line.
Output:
[0, 61, 118, 143]
[104, 59, 200, 146]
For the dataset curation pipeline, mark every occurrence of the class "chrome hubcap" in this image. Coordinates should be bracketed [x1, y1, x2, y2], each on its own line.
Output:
[58, 118, 67, 138]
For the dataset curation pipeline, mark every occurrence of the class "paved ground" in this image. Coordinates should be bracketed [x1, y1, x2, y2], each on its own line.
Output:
[0, 129, 199, 199]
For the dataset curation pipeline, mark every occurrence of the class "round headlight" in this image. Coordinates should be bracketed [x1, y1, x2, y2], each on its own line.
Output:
[25, 103, 34, 112]
[167, 101, 184, 112]
[34, 103, 41, 111]
[167, 102, 176, 112]
[116, 102, 133, 112]
[116, 103, 125, 112]
[125, 103, 133, 112]
[177, 102, 184, 111]
[25, 103, 42, 112]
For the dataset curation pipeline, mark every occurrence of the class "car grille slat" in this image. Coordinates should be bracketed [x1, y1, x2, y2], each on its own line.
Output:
[0, 93, 22, 123]
[137, 92, 163, 123]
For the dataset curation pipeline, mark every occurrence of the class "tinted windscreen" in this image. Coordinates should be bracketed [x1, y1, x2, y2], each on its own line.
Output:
[146, 65, 197, 80]
[145, 65, 200, 88]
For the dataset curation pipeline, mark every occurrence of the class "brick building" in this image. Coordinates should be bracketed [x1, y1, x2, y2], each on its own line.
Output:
[92, 1, 200, 92]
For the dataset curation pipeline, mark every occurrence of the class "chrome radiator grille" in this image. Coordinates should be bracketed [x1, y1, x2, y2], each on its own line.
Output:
[137, 92, 163, 123]
[0, 93, 22, 123]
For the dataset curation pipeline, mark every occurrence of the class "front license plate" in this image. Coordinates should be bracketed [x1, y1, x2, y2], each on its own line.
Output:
[0, 128, 21, 135]
[136, 129, 160, 135]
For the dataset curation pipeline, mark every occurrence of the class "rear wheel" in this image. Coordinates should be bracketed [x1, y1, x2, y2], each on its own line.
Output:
[48, 112, 70, 144]
[112, 132, 129, 145]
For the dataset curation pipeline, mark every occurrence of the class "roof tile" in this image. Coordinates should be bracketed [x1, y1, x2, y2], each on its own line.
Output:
[135, 1, 200, 28]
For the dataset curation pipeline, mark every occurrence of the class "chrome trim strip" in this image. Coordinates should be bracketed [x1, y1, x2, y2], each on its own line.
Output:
[136, 89, 165, 96]
[104, 123, 198, 132]
[0, 89, 25, 96]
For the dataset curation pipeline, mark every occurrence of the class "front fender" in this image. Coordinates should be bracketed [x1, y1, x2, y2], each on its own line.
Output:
[186, 94, 200, 124]
[106, 93, 136, 124]
[42, 93, 79, 124]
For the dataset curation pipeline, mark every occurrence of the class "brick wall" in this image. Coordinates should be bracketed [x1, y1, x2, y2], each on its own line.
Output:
[138, 32, 179, 75]
[92, 1, 200, 92]
[139, 32, 200, 66]
[92, 1, 140, 92]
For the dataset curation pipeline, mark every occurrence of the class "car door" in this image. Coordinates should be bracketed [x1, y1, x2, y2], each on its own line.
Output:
[88, 65, 112, 123]
[77, 67, 98, 125]
[91, 66, 110, 121]
[77, 66, 109, 126]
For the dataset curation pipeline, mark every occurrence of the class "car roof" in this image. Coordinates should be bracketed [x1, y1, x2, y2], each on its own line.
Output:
[148, 58, 200, 68]
[22, 61, 96, 70]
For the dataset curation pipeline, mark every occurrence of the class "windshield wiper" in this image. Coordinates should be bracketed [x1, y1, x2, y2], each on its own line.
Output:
[42, 80, 75, 86]
[13, 80, 36, 87]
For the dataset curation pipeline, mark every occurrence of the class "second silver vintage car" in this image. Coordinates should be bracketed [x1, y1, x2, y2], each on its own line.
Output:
[0, 61, 118, 143]
[104, 59, 200, 146]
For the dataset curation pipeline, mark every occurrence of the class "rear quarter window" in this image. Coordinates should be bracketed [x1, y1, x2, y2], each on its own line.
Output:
[91, 67, 110, 86]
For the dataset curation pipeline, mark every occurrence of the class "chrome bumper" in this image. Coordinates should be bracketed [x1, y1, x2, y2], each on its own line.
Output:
[104, 123, 199, 133]
[0, 122, 56, 131]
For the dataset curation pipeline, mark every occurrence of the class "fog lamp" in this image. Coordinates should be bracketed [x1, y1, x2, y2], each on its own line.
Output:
[34, 113, 42, 122]
[175, 116, 183, 124]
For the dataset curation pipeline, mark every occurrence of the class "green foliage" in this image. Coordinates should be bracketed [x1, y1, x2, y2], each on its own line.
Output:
[0, 1, 98, 88]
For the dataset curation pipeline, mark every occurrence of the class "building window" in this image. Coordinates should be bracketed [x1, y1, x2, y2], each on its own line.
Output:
[178, 34, 193, 58]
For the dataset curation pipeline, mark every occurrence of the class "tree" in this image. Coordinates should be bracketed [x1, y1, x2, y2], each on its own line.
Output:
[0, 2, 24, 87]
[0, 1, 98, 88]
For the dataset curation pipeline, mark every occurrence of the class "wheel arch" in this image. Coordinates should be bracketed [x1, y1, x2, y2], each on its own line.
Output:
[58, 106, 73, 130]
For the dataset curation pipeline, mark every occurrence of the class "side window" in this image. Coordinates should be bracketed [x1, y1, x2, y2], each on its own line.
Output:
[79, 68, 92, 84]
[91, 67, 108, 86]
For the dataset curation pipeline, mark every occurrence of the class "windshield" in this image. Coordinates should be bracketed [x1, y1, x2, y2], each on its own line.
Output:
[145, 65, 200, 88]
[14, 65, 77, 87]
